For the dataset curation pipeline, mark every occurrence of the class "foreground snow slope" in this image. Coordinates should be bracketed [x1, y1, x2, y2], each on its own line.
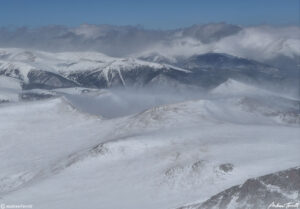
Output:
[0, 98, 124, 195]
[0, 79, 299, 209]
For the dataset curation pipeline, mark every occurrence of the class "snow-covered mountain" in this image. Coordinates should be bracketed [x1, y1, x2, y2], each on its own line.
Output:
[0, 74, 299, 209]
[160, 53, 283, 87]
[0, 48, 291, 92]
[0, 48, 191, 89]
[0, 46, 299, 209]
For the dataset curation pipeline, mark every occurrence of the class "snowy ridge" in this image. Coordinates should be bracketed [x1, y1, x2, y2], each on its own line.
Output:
[0, 48, 189, 85]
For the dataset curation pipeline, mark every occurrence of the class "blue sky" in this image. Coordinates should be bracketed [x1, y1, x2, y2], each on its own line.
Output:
[0, 0, 298, 29]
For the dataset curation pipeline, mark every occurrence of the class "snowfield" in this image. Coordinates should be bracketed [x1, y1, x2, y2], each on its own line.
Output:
[0, 47, 299, 209]
[0, 76, 299, 209]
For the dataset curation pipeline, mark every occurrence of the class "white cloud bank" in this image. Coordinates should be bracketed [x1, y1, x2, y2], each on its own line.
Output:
[0, 23, 299, 63]
[140, 26, 300, 62]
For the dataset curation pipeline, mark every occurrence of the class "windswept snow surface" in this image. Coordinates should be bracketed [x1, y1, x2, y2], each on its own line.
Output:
[0, 77, 299, 209]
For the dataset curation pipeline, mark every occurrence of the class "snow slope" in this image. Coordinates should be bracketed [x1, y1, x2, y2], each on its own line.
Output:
[0, 78, 299, 209]
[178, 167, 300, 209]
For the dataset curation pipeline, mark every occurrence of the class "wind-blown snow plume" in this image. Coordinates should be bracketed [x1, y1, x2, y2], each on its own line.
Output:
[141, 26, 300, 63]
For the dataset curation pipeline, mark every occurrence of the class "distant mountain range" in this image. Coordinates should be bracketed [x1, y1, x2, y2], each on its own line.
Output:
[0, 48, 294, 92]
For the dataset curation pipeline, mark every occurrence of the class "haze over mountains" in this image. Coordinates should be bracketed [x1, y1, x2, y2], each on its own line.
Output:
[0, 23, 299, 67]
[0, 23, 299, 209]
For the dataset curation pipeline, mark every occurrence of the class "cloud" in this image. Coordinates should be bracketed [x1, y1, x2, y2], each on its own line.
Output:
[213, 26, 300, 60]
[0, 23, 241, 55]
[0, 23, 299, 64]
[141, 25, 300, 63]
